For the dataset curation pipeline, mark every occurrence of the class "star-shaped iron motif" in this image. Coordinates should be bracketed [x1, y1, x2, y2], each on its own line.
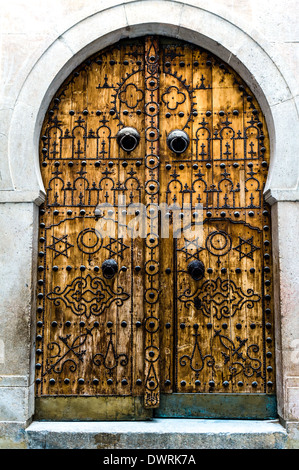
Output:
[103, 238, 129, 259]
[180, 237, 205, 261]
[233, 236, 260, 260]
[47, 235, 74, 258]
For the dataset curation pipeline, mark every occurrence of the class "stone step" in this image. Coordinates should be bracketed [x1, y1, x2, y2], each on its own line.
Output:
[25, 419, 288, 449]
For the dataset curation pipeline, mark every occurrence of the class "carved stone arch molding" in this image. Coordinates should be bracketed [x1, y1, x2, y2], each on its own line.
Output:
[5, 0, 299, 203]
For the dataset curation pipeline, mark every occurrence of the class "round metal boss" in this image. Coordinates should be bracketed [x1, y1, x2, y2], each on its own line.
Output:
[116, 127, 140, 152]
[101, 259, 118, 279]
[187, 260, 205, 281]
[167, 129, 190, 154]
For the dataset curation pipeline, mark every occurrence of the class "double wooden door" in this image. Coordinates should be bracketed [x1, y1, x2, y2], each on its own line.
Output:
[35, 36, 275, 420]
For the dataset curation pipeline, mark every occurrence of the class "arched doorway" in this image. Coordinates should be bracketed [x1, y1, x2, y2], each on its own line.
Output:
[35, 36, 275, 420]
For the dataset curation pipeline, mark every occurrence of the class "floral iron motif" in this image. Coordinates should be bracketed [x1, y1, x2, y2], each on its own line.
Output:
[47, 274, 130, 318]
[93, 331, 129, 376]
[178, 277, 261, 320]
[179, 326, 215, 378]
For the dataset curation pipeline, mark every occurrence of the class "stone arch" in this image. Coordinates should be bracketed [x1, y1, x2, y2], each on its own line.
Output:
[6, 1, 298, 205]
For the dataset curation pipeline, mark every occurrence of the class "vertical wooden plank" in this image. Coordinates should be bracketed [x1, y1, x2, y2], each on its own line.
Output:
[143, 36, 160, 408]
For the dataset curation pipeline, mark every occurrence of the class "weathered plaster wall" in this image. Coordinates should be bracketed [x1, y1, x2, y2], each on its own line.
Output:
[0, 0, 298, 448]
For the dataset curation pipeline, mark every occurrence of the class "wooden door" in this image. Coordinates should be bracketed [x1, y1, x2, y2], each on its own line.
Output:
[35, 36, 275, 420]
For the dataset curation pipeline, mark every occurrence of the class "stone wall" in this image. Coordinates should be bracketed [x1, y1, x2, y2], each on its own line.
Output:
[0, 0, 298, 448]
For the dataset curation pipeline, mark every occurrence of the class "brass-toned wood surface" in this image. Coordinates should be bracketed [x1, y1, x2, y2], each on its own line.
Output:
[35, 397, 152, 421]
[36, 39, 147, 402]
[157, 38, 273, 395]
[36, 36, 274, 417]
